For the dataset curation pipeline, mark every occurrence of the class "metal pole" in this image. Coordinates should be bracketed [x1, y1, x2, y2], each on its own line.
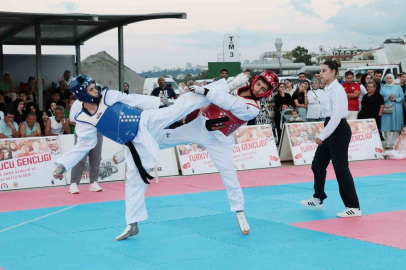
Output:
[118, 25, 124, 92]
[75, 45, 81, 75]
[0, 44, 3, 76]
[35, 23, 43, 111]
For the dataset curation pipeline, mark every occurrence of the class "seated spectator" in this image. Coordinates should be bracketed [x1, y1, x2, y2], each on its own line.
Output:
[13, 98, 26, 125]
[47, 102, 56, 117]
[40, 111, 49, 135]
[19, 113, 42, 137]
[45, 105, 71, 136]
[25, 101, 41, 121]
[24, 77, 37, 102]
[384, 126, 406, 159]
[57, 79, 72, 103]
[151, 77, 177, 100]
[0, 146, 12, 160]
[46, 90, 66, 112]
[0, 108, 19, 138]
[57, 70, 73, 88]
[289, 109, 303, 122]
[64, 99, 76, 134]
[18, 92, 29, 110]
[0, 72, 16, 101]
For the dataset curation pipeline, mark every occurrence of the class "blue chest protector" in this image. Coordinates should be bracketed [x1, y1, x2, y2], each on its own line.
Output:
[75, 89, 142, 145]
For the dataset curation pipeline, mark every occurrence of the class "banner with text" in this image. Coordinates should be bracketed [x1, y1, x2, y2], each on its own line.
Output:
[0, 136, 66, 191]
[177, 124, 281, 176]
[283, 119, 384, 165]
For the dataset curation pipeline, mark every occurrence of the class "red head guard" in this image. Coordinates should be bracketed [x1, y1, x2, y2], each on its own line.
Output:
[250, 70, 279, 98]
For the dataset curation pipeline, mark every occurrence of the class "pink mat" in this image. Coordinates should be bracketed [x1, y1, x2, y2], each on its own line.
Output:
[291, 210, 406, 250]
[0, 160, 404, 213]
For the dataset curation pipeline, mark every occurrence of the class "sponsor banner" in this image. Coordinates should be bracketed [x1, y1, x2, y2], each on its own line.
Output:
[0, 136, 66, 191]
[150, 147, 180, 177]
[60, 135, 126, 184]
[177, 124, 281, 176]
[281, 119, 384, 165]
[61, 135, 180, 184]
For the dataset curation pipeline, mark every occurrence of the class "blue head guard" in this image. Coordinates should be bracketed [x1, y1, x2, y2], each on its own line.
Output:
[70, 74, 102, 104]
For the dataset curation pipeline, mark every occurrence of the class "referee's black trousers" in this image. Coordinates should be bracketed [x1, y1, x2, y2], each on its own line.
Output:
[311, 118, 360, 208]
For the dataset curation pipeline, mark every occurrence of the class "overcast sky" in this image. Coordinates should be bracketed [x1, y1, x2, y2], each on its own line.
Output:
[2, 0, 405, 73]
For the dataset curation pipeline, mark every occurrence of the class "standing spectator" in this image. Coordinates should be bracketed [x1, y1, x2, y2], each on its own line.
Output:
[355, 73, 363, 85]
[292, 82, 308, 121]
[13, 99, 26, 125]
[307, 79, 326, 122]
[0, 72, 16, 101]
[358, 74, 371, 116]
[367, 69, 375, 77]
[45, 106, 71, 136]
[381, 74, 404, 148]
[123, 82, 132, 94]
[320, 81, 326, 90]
[57, 70, 73, 88]
[46, 90, 66, 111]
[342, 71, 360, 120]
[284, 79, 295, 96]
[294, 73, 307, 90]
[24, 77, 37, 102]
[68, 99, 103, 194]
[0, 108, 19, 138]
[313, 72, 321, 81]
[64, 99, 76, 134]
[244, 69, 252, 79]
[360, 81, 384, 140]
[394, 74, 402, 85]
[151, 77, 177, 100]
[399, 73, 406, 94]
[19, 113, 41, 137]
[57, 80, 72, 104]
[219, 69, 228, 80]
[373, 70, 384, 93]
[274, 83, 292, 140]
[248, 92, 273, 125]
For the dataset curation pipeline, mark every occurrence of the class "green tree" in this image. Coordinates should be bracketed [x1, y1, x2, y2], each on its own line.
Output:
[282, 51, 293, 60]
[292, 46, 312, 65]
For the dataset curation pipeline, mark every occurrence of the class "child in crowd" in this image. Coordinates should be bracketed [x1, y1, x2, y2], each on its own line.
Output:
[384, 126, 406, 160]
[289, 109, 303, 123]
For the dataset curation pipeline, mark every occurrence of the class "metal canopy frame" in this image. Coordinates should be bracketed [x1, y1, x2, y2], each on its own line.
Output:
[0, 11, 186, 109]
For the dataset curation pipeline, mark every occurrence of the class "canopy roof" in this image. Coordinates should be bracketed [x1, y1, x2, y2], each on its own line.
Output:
[0, 11, 186, 46]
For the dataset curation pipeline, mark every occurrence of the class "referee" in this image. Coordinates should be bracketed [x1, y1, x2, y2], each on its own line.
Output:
[301, 60, 361, 218]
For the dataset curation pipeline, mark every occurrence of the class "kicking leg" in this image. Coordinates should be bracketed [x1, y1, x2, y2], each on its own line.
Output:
[204, 135, 249, 234]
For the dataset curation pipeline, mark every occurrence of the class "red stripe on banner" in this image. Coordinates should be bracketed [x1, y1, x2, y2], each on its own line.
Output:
[0, 160, 404, 213]
[291, 210, 406, 250]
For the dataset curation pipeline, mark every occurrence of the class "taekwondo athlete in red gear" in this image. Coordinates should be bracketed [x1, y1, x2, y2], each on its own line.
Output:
[156, 71, 279, 235]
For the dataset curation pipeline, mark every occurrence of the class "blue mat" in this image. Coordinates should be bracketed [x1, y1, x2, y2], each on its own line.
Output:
[1, 172, 406, 269]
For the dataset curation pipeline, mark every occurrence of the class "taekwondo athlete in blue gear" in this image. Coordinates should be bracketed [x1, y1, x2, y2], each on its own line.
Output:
[53, 74, 248, 241]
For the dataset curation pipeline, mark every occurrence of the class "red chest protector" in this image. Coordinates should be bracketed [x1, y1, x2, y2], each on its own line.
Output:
[201, 91, 259, 136]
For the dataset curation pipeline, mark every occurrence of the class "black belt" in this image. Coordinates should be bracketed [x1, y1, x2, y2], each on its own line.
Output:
[205, 116, 229, 131]
[125, 142, 154, 184]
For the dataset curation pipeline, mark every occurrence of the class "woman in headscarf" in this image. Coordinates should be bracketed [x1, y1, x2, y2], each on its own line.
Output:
[307, 79, 326, 122]
[380, 74, 404, 148]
